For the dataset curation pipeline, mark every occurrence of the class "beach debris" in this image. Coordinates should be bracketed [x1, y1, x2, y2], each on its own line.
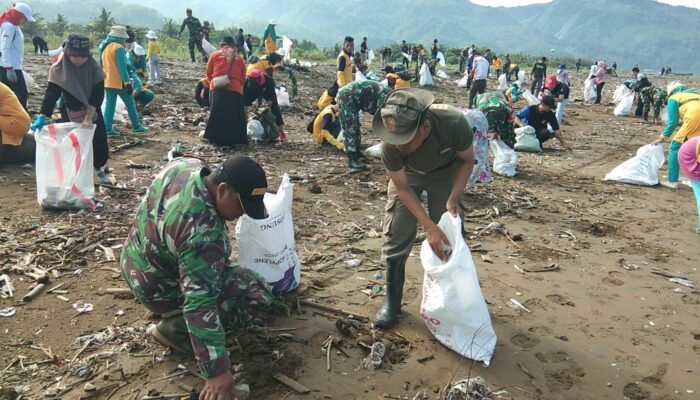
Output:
[444, 376, 492, 400]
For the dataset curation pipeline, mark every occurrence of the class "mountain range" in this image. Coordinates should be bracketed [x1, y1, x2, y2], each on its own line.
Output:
[15, 0, 700, 73]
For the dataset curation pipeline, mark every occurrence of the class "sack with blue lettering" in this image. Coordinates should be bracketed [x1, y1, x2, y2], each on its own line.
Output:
[235, 173, 300, 293]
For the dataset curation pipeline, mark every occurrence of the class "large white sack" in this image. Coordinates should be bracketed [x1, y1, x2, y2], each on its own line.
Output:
[497, 74, 507, 90]
[436, 69, 449, 79]
[522, 90, 540, 106]
[35, 123, 96, 210]
[355, 69, 367, 83]
[235, 174, 301, 293]
[614, 92, 635, 116]
[365, 143, 382, 159]
[584, 78, 597, 103]
[202, 38, 217, 55]
[604, 144, 665, 186]
[437, 51, 446, 68]
[276, 87, 291, 107]
[101, 96, 128, 123]
[420, 212, 497, 366]
[490, 139, 518, 177]
[612, 84, 629, 103]
[457, 73, 469, 88]
[517, 70, 525, 83]
[514, 126, 542, 153]
[419, 63, 433, 86]
[281, 35, 293, 61]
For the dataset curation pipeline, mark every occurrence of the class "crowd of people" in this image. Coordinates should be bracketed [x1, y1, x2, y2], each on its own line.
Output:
[2, 4, 700, 399]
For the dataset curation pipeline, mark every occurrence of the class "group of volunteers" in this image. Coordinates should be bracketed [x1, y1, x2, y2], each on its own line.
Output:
[3, 4, 700, 399]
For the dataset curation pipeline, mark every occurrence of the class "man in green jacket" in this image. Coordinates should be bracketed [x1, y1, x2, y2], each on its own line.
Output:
[179, 8, 206, 63]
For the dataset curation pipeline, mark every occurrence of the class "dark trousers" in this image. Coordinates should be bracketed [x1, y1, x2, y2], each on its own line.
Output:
[531, 77, 543, 96]
[635, 99, 644, 117]
[595, 82, 605, 104]
[188, 36, 206, 62]
[535, 128, 554, 146]
[468, 79, 487, 108]
[0, 68, 28, 111]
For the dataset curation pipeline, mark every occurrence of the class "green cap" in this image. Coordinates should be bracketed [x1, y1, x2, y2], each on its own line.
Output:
[372, 88, 434, 145]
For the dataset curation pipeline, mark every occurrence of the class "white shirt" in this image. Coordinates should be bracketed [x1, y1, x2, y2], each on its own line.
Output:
[0, 21, 24, 70]
[473, 56, 489, 80]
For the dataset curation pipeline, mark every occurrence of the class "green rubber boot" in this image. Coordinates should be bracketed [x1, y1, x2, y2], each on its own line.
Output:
[147, 315, 193, 354]
[373, 260, 406, 329]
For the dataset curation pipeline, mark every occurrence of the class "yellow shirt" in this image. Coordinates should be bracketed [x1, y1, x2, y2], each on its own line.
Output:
[386, 73, 410, 90]
[247, 57, 272, 76]
[670, 92, 700, 143]
[493, 59, 502, 69]
[317, 90, 334, 111]
[336, 51, 353, 88]
[147, 41, 160, 59]
[312, 105, 344, 150]
[0, 82, 30, 146]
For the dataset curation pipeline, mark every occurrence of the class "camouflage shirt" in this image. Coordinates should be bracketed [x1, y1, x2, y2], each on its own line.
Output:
[336, 80, 392, 115]
[121, 158, 232, 377]
[180, 16, 203, 38]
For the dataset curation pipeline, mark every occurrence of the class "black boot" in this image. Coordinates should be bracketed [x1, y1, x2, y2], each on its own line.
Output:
[374, 260, 405, 329]
[348, 152, 367, 172]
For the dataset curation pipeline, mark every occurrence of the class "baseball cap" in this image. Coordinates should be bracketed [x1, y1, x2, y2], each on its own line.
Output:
[64, 34, 91, 57]
[219, 156, 268, 219]
[541, 95, 557, 109]
[13, 3, 35, 22]
[372, 88, 434, 146]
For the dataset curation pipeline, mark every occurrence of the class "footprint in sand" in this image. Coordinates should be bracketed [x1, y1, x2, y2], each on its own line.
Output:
[528, 326, 553, 335]
[682, 294, 700, 305]
[510, 333, 540, 350]
[544, 365, 584, 391]
[694, 344, 700, 355]
[602, 271, 625, 286]
[641, 363, 668, 387]
[535, 351, 571, 364]
[623, 383, 651, 400]
[545, 294, 576, 306]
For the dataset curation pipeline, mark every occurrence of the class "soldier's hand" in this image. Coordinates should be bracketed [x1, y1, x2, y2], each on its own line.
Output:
[200, 371, 235, 400]
[426, 223, 450, 261]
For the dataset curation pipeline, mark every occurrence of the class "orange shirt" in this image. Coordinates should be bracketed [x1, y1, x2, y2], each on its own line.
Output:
[205, 50, 246, 95]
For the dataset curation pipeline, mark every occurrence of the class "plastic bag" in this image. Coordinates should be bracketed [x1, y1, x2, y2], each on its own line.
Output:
[419, 63, 433, 86]
[522, 90, 540, 106]
[437, 52, 446, 68]
[517, 70, 525, 83]
[584, 78, 597, 103]
[281, 36, 293, 61]
[247, 120, 265, 141]
[457, 73, 469, 88]
[355, 70, 367, 83]
[101, 96, 128, 123]
[661, 107, 668, 123]
[613, 92, 634, 116]
[612, 84, 628, 103]
[35, 123, 96, 210]
[48, 46, 63, 57]
[436, 69, 449, 79]
[202, 38, 217, 55]
[490, 139, 518, 177]
[365, 70, 381, 81]
[514, 126, 542, 153]
[420, 212, 497, 366]
[497, 74, 507, 90]
[604, 144, 665, 186]
[235, 174, 301, 293]
[365, 143, 382, 159]
[276, 87, 291, 107]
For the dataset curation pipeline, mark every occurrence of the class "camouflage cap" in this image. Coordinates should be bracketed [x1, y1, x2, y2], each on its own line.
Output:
[372, 88, 434, 145]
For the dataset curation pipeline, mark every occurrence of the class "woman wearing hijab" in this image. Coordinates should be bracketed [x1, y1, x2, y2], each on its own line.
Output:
[594, 61, 606, 105]
[98, 25, 149, 136]
[30, 34, 111, 184]
[0, 3, 35, 110]
[203, 36, 246, 147]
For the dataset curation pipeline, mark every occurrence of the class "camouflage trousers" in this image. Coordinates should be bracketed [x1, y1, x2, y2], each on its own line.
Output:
[123, 261, 275, 328]
[642, 92, 665, 121]
[337, 98, 362, 155]
[485, 109, 516, 148]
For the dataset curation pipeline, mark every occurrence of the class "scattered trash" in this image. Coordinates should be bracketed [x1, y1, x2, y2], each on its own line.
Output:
[360, 341, 385, 370]
[0, 274, 14, 298]
[445, 376, 492, 400]
[669, 277, 695, 288]
[115, 310, 126, 317]
[507, 298, 531, 313]
[72, 301, 94, 314]
[0, 307, 16, 317]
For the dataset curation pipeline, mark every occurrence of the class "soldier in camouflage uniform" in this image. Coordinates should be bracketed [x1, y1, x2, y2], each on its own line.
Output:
[179, 8, 207, 63]
[640, 85, 667, 124]
[336, 80, 393, 171]
[476, 91, 516, 148]
[120, 155, 274, 399]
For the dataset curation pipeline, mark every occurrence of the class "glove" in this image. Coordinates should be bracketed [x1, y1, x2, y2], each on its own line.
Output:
[124, 83, 133, 96]
[5, 69, 17, 84]
[31, 115, 47, 132]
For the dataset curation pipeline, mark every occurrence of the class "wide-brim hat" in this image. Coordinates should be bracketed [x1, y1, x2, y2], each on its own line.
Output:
[372, 88, 435, 146]
[64, 34, 91, 57]
[146, 30, 158, 39]
[268, 19, 277, 25]
[109, 26, 129, 39]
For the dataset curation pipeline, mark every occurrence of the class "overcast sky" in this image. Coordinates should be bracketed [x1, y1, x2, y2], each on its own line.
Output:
[469, 0, 700, 9]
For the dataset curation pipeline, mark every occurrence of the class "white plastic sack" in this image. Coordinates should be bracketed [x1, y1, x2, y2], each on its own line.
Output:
[35, 123, 96, 210]
[612, 84, 628, 103]
[337, 130, 345, 143]
[276, 87, 291, 107]
[235, 174, 301, 293]
[584, 79, 597, 103]
[497, 74, 507, 90]
[437, 51, 446, 68]
[514, 126, 542, 153]
[420, 212, 497, 366]
[613, 92, 634, 116]
[522, 90, 540, 106]
[517, 70, 525, 83]
[661, 107, 668, 123]
[101, 96, 128, 123]
[604, 144, 666, 186]
[247, 120, 265, 141]
[402, 52, 410, 61]
[202, 38, 217, 56]
[355, 69, 367, 83]
[419, 63, 433, 86]
[490, 139, 518, 177]
[281, 36, 293, 61]
[457, 73, 469, 88]
[365, 143, 382, 159]
[368, 49, 375, 62]
[436, 69, 449, 80]
[48, 46, 63, 57]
